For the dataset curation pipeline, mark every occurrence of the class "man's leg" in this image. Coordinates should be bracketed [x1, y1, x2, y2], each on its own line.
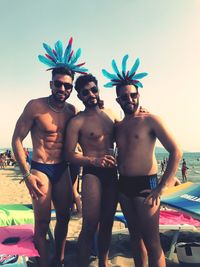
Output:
[119, 194, 148, 267]
[52, 169, 73, 266]
[98, 180, 118, 267]
[78, 174, 102, 267]
[32, 170, 52, 267]
[133, 197, 166, 267]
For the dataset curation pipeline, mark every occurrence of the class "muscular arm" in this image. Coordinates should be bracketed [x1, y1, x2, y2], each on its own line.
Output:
[12, 100, 44, 198]
[152, 115, 183, 188]
[12, 101, 35, 175]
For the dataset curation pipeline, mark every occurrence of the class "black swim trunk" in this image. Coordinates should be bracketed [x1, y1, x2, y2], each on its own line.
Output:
[31, 160, 78, 185]
[69, 164, 81, 185]
[82, 166, 118, 186]
[118, 174, 158, 198]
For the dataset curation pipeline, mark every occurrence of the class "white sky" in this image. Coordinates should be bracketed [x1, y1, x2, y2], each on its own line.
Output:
[0, 0, 200, 151]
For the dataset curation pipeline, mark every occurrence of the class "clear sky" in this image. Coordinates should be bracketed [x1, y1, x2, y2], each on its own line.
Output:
[1, 0, 200, 151]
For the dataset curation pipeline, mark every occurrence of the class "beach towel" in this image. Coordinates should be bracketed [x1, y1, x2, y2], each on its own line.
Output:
[0, 204, 34, 227]
[0, 224, 39, 257]
[159, 210, 200, 226]
[161, 182, 200, 220]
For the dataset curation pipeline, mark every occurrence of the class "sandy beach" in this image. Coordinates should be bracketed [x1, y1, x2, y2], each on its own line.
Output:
[1, 166, 200, 266]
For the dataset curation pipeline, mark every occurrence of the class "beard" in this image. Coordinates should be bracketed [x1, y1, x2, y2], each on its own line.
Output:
[52, 91, 70, 103]
[121, 101, 139, 115]
[83, 96, 100, 108]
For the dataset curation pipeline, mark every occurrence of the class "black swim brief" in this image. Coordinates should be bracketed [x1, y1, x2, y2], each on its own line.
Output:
[118, 174, 158, 198]
[31, 161, 67, 185]
[82, 166, 118, 186]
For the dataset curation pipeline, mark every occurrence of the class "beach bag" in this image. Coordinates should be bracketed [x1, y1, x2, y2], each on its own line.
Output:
[176, 242, 200, 267]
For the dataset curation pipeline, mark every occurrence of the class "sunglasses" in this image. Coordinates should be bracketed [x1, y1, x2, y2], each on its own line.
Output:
[53, 80, 73, 90]
[81, 86, 99, 96]
[117, 92, 138, 101]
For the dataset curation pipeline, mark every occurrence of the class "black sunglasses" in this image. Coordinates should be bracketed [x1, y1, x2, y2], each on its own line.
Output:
[117, 92, 138, 101]
[81, 86, 99, 96]
[53, 80, 73, 90]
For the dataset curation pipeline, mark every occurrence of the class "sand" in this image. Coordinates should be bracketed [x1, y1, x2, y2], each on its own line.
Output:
[1, 166, 199, 266]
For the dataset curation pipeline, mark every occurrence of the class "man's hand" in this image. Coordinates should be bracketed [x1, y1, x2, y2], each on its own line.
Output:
[91, 155, 116, 168]
[25, 174, 45, 200]
[139, 106, 149, 113]
[144, 184, 168, 206]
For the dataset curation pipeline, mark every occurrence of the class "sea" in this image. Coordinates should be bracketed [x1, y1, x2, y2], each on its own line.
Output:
[156, 152, 200, 183]
[1, 148, 200, 183]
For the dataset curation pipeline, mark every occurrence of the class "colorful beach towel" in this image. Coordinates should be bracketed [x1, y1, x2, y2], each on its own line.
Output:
[161, 182, 200, 219]
[159, 210, 200, 226]
[0, 225, 39, 257]
[0, 204, 34, 226]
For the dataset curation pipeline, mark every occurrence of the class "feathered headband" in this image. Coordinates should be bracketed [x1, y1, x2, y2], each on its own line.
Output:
[102, 54, 148, 88]
[38, 37, 88, 74]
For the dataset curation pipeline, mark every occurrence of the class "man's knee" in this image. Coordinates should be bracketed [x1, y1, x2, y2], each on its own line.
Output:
[56, 210, 71, 224]
[145, 239, 162, 257]
[35, 219, 50, 236]
[82, 221, 98, 237]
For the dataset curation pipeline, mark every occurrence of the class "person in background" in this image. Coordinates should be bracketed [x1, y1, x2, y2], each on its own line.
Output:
[181, 158, 189, 183]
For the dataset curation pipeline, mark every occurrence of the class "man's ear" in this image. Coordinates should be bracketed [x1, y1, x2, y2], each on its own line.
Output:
[116, 97, 120, 104]
[50, 81, 53, 90]
[77, 93, 81, 100]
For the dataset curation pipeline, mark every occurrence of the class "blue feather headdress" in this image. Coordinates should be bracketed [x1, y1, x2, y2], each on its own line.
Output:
[102, 55, 148, 88]
[38, 37, 88, 74]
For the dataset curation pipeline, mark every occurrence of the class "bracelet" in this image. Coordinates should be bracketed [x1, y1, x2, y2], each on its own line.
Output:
[19, 172, 31, 184]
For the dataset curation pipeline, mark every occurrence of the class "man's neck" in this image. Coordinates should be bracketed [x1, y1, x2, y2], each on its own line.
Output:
[49, 95, 66, 108]
[124, 109, 140, 119]
[84, 105, 101, 114]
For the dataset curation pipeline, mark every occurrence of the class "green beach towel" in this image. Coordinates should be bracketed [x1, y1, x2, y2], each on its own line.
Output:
[0, 204, 34, 226]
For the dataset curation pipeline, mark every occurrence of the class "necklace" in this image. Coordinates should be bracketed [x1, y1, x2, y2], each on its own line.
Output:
[47, 96, 66, 113]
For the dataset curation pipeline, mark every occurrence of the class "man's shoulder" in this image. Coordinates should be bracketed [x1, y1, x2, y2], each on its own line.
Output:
[24, 97, 47, 112]
[66, 103, 76, 115]
[69, 111, 85, 125]
[27, 97, 47, 106]
[137, 112, 160, 121]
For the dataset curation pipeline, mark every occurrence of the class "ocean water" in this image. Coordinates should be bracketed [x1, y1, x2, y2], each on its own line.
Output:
[2, 148, 200, 183]
[156, 152, 200, 183]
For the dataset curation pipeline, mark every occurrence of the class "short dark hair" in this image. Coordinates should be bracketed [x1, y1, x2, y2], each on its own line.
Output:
[52, 67, 75, 80]
[75, 74, 98, 93]
[116, 81, 138, 96]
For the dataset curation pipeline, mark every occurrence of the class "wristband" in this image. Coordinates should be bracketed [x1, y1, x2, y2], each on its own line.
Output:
[20, 172, 31, 184]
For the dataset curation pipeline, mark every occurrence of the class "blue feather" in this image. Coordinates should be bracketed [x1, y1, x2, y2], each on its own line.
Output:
[121, 54, 129, 74]
[132, 72, 148, 80]
[72, 66, 88, 72]
[43, 43, 57, 62]
[54, 40, 63, 62]
[112, 59, 120, 75]
[129, 58, 140, 76]
[63, 39, 72, 64]
[69, 48, 81, 65]
[104, 82, 114, 88]
[134, 80, 143, 88]
[102, 69, 119, 80]
[38, 55, 56, 67]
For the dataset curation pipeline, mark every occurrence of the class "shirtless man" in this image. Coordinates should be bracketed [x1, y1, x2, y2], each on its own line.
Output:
[102, 55, 182, 267]
[65, 74, 119, 267]
[12, 67, 76, 267]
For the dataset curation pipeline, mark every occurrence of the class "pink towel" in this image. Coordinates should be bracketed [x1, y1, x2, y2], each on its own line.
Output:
[0, 224, 39, 256]
[160, 210, 200, 226]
